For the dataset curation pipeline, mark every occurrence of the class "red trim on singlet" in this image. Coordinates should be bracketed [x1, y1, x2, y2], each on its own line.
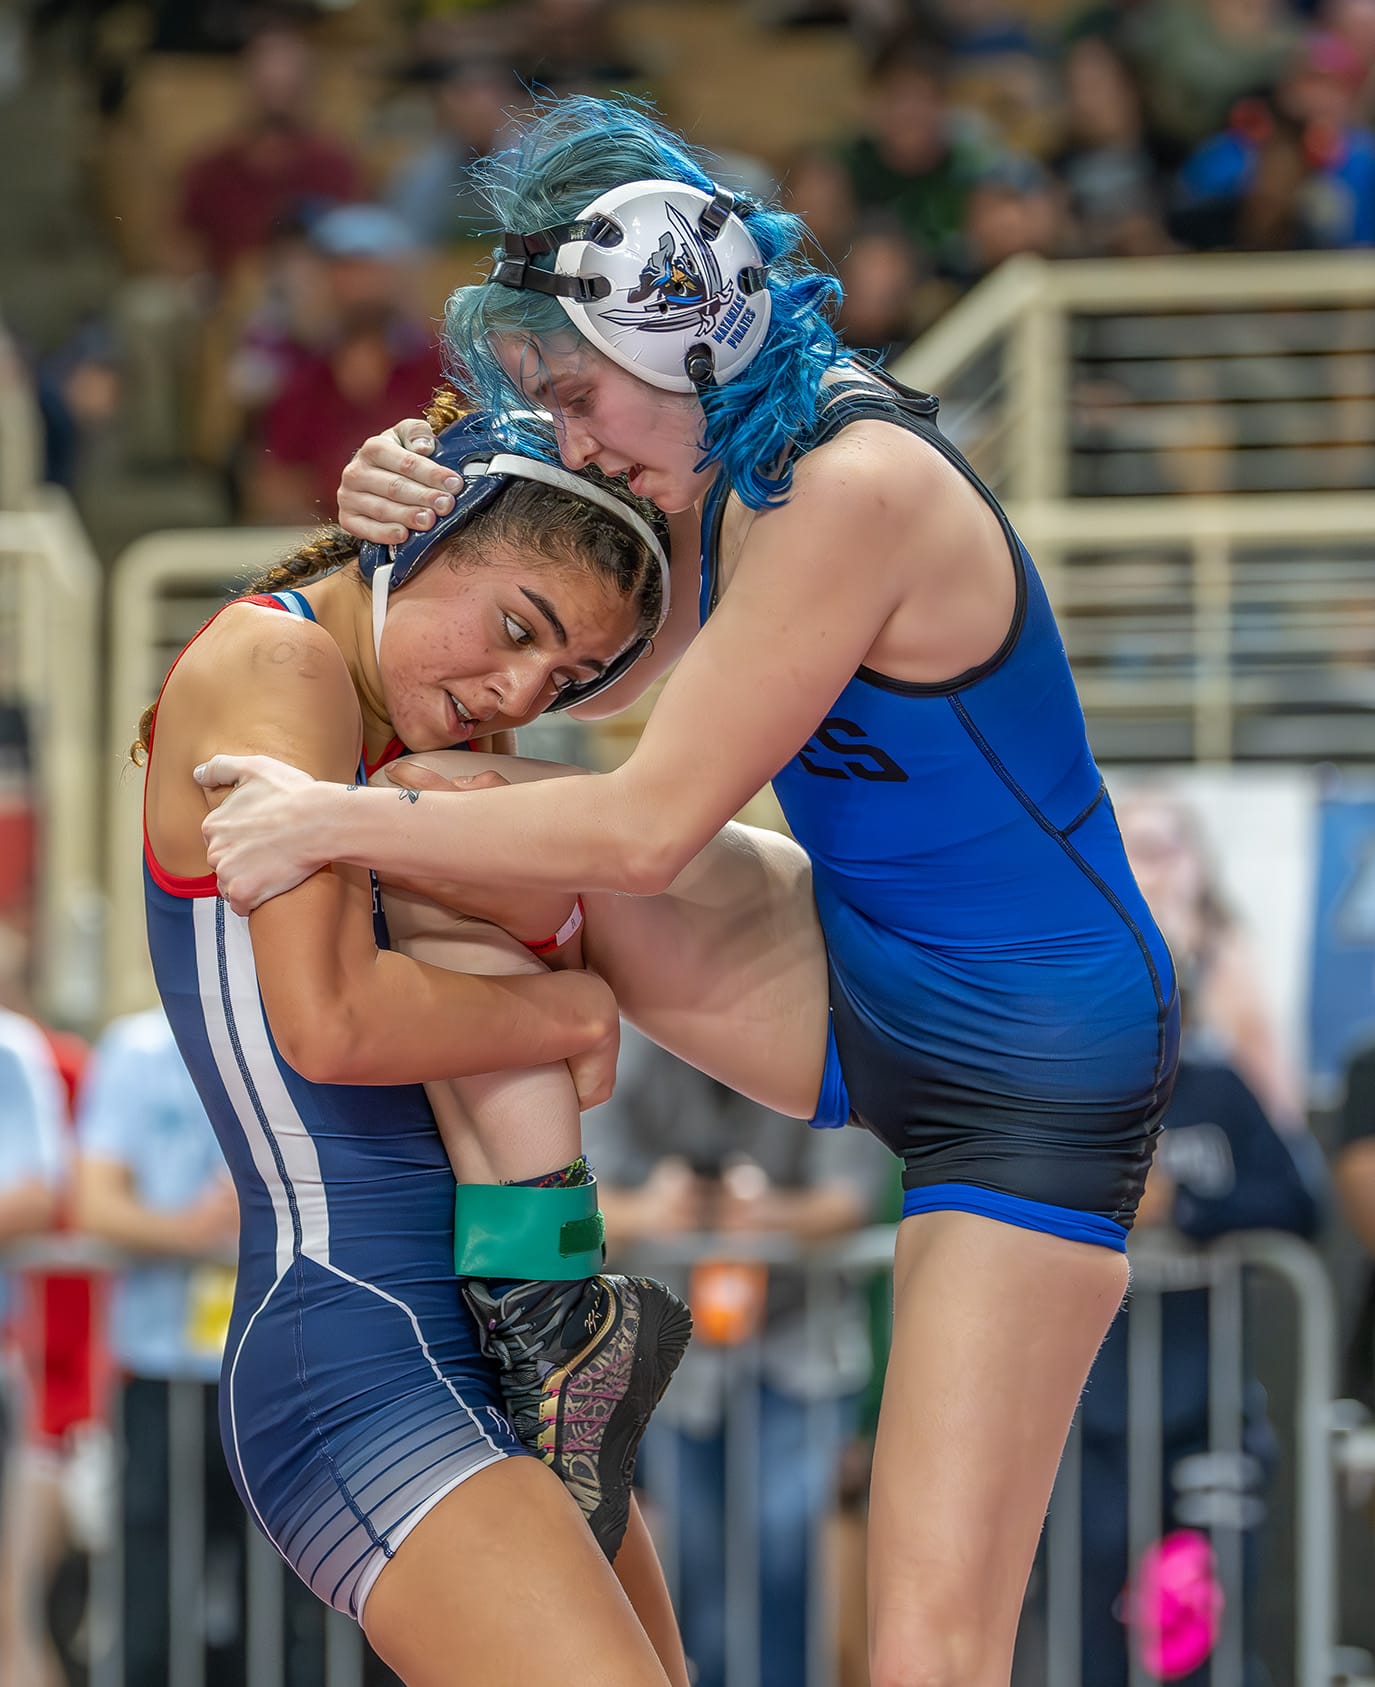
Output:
[364, 736, 407, 779]
[143, 594, 310, 900]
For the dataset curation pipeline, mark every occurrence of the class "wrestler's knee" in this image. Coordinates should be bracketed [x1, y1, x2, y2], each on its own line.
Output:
[868, 1603, 1003, 1687]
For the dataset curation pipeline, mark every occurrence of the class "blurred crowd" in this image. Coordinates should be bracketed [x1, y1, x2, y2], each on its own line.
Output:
[3, 779, 1375, 1685]
[0, 0, 1371, 555]
[1, 0, 1375, 1683]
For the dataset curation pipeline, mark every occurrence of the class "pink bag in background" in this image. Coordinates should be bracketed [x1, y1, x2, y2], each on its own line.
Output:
[1121, 1528, 1225, 1680]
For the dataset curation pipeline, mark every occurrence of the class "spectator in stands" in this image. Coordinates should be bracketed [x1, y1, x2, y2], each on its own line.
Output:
[3, 1025, 100, 1687]
[223, 214, 328, 427]
[521, 0, 645, 95]
[1322, 0, 1375, 109]
[386, 57, 519, 248]
[920, 0, 1057, 159]
[174, 22, 363, 283]
[1335, 1040, 1375, 1412]
[1172, 36, 1375, 249]
[957, 153, 1067, 283]
[1051, 31, 1173, 257]
[1073, 1012, 1326, 1687]
[245, 203, 442, 524]
[786, 30, 1003, 275]
[34, 318, 123, 490]
[1121, 0, 1302, 165]
[73, 1008, 244, 1687]
[1118, 787, 1308, 1130]
[584, 1027, 892, 1687]
[833, 215, 930, 359]
[0, 1007, 66, 1686]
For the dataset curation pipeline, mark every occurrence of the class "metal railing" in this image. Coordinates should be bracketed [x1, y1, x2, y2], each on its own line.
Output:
[0, 490, 103, 1023]
[887, 253, 1375, 766]
[623, 1226, 1359, 1687]
[2, 1226, 1367, 1686]
[0, 321, 103, 1024]
[1013, 495, 1375, 764]
[891, 251, 1375, 504]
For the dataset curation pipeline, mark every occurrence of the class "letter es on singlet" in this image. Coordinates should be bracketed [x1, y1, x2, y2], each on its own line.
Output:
[797, 718, 908, 783]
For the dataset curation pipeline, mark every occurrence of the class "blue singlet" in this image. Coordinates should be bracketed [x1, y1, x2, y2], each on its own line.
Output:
[699, 370, 1179, 1251]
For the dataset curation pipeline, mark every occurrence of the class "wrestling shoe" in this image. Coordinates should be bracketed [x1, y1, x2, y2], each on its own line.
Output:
[464, 1274, 691, 1560]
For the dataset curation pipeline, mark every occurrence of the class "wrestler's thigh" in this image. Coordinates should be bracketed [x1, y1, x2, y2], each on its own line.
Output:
[584, 822, 829, 1120]
[866, 1212, 1128, 1685]
[363, 1459, 672, 1687]
[405, 752, 831, 1120]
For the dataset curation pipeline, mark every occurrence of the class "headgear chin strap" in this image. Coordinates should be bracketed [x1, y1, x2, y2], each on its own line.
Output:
[487, 179, 771, 394]
[358, 410, 670, 715]
[370, 561, 394, 670]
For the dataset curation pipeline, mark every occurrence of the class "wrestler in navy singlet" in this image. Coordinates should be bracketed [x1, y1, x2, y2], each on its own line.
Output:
[144, 591, 522, 1621]
[700, 372, 1180, 1250]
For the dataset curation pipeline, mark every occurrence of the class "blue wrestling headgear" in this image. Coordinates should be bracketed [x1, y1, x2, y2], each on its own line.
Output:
[357, 410, 670, 714]
[487, 179, 772, 394]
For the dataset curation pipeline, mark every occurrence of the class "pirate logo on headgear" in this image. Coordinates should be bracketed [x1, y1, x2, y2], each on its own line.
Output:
[604, 204, 735, 337]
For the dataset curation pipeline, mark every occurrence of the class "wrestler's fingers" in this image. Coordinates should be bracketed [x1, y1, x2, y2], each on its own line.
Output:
[339, 492, 429, 544]
[345, 464, 451, 513]
[194, 753, 256, 790]
[385, 763, 462, 793]
[393, 418, 436, 454]
[346, 432, 458, 500]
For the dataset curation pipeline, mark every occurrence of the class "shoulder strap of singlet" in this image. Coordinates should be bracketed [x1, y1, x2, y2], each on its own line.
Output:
[804, 359, 940, 449]
[261, 589, 317, 621]
[698, 359, 1028, 684]
[698, 475, 731, 624]
[698, 360, 948, 623]
[804, 361, 1012, 525]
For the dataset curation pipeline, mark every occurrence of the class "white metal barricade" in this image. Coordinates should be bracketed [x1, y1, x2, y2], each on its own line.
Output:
[0, 491, 102, 1024]
[0, 1225, 1366, 1686]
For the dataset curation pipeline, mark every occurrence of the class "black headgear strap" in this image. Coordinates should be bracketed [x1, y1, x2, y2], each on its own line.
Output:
[486, 218, 618, 300]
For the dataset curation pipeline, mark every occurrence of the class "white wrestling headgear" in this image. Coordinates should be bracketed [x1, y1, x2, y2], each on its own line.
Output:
[486, 179, 772, 393]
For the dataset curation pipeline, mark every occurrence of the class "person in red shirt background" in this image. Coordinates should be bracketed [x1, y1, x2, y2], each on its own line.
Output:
[175, 23, 363, 283]
[246, 204, 443, 525]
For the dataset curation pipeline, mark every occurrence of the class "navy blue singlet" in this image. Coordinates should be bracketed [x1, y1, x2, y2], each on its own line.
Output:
[699, 372, 1180, 1250]
[144, 591, 522, 1621]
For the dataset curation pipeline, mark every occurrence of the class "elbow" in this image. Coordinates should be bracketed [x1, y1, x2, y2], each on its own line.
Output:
[601, 764, 708, 896]
[272, 1004, 365, 1085]
[282, 1031, 361, 1086]
[617, 823, 695, 898]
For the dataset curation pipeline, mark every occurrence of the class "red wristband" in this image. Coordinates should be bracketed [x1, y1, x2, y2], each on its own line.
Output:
[521, 897, 585, 955]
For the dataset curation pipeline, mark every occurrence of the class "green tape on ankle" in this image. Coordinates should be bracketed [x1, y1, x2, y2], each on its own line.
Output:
[453, 1178, 605, 1281]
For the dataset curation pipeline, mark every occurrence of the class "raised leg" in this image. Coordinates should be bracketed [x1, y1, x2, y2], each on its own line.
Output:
[379, 870, 692, 1583]
[379, 884, 582, 1184]
[398, 751, 832, 1121]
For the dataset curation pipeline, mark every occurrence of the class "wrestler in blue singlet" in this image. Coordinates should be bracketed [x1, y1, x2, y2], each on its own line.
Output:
[700, 371, 1180, 1251]
[144, 591, 522, 1622]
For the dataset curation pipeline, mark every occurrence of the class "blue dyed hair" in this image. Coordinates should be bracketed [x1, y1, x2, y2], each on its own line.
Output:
[443, 95, 846, 510]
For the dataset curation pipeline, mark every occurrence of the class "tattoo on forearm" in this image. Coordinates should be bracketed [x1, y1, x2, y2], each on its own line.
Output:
[346, 784, 359, 793]
[398, 789, 419, 803]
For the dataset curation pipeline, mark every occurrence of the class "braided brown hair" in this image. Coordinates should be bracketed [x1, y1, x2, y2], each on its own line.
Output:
[130, 389, 666, 763]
